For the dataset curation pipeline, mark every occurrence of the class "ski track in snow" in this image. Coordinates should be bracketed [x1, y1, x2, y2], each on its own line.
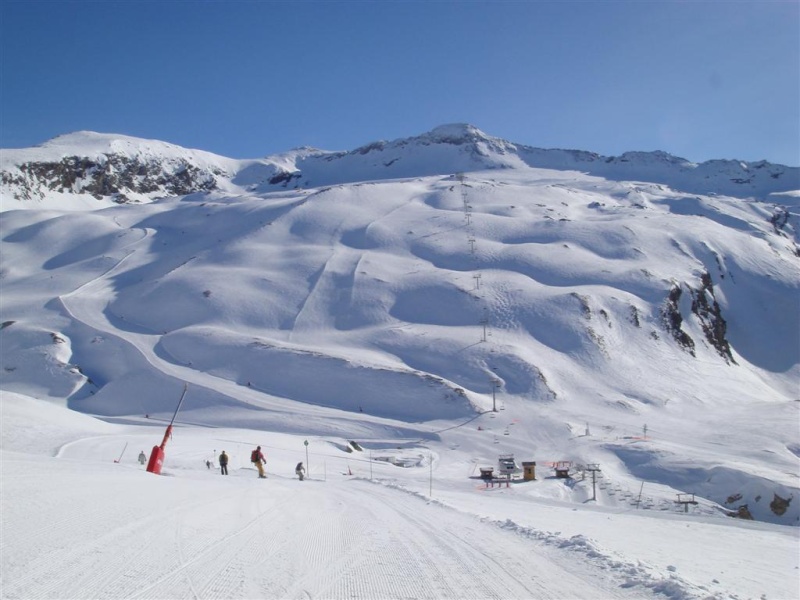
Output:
[367, 479, 713, 600]
[2, 450, 669, 600]
[51, 225, 337, 428]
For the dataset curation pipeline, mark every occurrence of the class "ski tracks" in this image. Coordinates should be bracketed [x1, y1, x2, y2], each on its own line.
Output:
[3, 453, 663, 600]
[1, 456, 292, 600]
[129, 485, 300, 600]
[249, 480, 638, 600]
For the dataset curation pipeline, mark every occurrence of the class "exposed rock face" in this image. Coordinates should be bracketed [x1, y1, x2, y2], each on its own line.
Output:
[3, 154, 221, 204]
[770, 493, 792, 516]
[727, 493, 792, 520]
[660, 285, 696, 356]
[660, 273, 735, 363]
[689, 272, 735, 364]
[770, 207, 791, 234]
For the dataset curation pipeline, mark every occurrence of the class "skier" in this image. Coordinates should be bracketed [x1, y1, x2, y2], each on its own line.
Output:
[251, 446, 266, 478]
[295, 462, 305, 481]
[205, 460, 212, 470]
[138, 451, 147, 465]
[219, 450, 229, 475]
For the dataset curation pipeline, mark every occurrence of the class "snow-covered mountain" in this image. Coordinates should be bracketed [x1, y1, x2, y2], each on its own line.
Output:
[2, 124, 798, 211]
[0, 131, 242, 208]
[1, 124, 799, 535]
[3, 124, 800, 598]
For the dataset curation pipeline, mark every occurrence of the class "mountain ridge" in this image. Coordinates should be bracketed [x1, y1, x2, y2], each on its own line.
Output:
[2, 124, 798, 211]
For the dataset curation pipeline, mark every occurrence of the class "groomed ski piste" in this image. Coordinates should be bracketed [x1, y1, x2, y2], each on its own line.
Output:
[2, 392, 797, 600]
[1, 126, 799, 599]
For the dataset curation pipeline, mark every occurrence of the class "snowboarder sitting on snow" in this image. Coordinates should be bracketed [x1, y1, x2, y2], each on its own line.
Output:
[219, 450, 229, 475]
[251, 446, 266, 478]
[295, 462, 305, 481]
[138, 451, 147, 465]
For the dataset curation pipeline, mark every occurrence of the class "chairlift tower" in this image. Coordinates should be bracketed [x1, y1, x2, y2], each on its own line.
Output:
[675, 493, 698, 513]
[491, 378, 501, 412]
[586, 463, 601, 501]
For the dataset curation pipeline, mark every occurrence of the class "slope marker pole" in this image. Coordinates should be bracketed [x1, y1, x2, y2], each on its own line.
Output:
[114, 442, 128, 463]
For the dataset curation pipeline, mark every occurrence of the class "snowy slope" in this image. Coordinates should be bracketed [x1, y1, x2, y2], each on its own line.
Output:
[1, 125, 799, 599]
[2, 394, 798, 599]
[3, 396, 654, 600]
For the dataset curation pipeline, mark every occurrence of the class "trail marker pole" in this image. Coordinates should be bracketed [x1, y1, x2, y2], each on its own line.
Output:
[114, 442, 128, 463]
[304, 439, 309, 479]
[429, 452, 433, 497]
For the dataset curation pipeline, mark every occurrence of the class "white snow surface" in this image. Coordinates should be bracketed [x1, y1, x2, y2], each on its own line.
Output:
[3, 394, 798, 600]
[1, 126, 799, 599]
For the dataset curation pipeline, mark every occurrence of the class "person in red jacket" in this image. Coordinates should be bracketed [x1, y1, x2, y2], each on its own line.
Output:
[251, 446, 266, 478]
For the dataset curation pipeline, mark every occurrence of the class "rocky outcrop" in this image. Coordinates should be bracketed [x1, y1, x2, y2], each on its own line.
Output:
[660, 273, 735, 363]
[769, 493, 792, 516]
[689, 272, 735, 363]
[660, 285, 696, 356]
[4, 154, 221, 204]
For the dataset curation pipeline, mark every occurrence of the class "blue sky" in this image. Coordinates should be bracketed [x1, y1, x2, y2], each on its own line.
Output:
[1, 1, 798, 165]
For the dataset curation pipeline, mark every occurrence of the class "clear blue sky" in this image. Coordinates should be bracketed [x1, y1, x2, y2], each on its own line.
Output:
[2, 1, 798, 165]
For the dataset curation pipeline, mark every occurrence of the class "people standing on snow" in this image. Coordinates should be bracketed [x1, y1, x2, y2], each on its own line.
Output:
[251, 446, 266, 478]
[295, 462, 305, 481]
[138, 451, 147, 465]
[205, 460, 212, 470]
[219, 450, 229, 475]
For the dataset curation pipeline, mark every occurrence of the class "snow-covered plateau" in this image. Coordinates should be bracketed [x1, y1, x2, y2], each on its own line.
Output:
[1, 124, 799, 599]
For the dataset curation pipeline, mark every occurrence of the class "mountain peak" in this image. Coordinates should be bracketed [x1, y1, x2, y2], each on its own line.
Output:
[426, 123, 492, 144]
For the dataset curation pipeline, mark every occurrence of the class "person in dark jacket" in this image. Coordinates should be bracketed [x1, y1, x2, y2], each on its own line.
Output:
[219, 451, 229, 475]
[295, 462, 305, 481]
